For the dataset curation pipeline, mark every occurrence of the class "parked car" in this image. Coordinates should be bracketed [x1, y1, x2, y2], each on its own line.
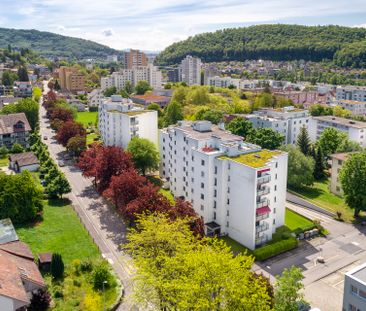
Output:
[43, 136, 48, 140]
[58, 160, 65, 167]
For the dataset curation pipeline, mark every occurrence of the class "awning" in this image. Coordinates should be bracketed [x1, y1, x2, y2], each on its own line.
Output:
[258, 168, 270, 174]
[205, 221, 221, 231]
[256, 206, 271, 215]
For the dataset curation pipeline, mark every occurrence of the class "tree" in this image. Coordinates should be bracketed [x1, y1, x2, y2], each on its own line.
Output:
[123, 81, 133, 95]
[247, 128, 284, 150]
[103, 86, 117, 97]
[82, 291, 102, 311]
[17, 66, 29, 81]
[0, 146, 8, 158]
[51, 253, 64, 279]
[78, 143, 102, 183]
[274, 266, 306, 311]
[50, 107, 74, 122]
[67, 134, 86, 157]
[147, 103, 163, 117]
[195, 108, 223, 124]
[336, 138, 362, 153]
[56, 121, 86, 146]
[1, 71, 18, 86]
[11, 143, 24, 154]
[135, 80, 152, 95]
[33, 87, 42, 102]
[127, 137, 159, 175]
[28, 289, 51, 311]
[1, 98, 39, 130]
[313, 147, 326, 180]
[92, 262, 112, 290]
[226, 117, 253, 138]
[164, 100, 183, 126]
[46, 173, 71, 198]
[125, 213, 272, 310]
[282, 145, 315, 188]
[317, 128, 347, 158]
[340, 152, 366, 217]
[297, 126, 311, 155]
[54, 79, 61, 91]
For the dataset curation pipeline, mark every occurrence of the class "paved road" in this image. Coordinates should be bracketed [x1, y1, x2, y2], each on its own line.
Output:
[254, 202, 366, 311]
[40, 85, 135, 310]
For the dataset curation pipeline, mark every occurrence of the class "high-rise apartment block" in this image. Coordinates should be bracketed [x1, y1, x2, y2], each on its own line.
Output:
[180, 55, 202, 86]
[123, 49, 148, 69]
[58, 66, 85, 92]
[160, 121, 288, 250]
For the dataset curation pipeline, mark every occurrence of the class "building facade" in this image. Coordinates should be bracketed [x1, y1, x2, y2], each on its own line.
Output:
[160, 121, 288, 250]
[99, 95, 158, 148]
[246, 107, 310, 144]
[343, 262, 366, 311]
[329, 152, 351, 196]
[334, 100, 366, 116]
[309, 116, 366, 147]
[123, 49, 148, 69]
[180, 55, 202, 86]
[13, 81, 32, 98]
[337, 86, 366, 102]
[206, 76, 240, 88]
[58, 66, 85, 92]
[0, 113, 31, 149]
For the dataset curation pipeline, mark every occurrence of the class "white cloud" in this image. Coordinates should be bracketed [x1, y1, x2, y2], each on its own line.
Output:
[102, 29, 114, 37]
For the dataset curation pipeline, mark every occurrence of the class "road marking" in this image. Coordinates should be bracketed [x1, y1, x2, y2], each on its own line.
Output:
[352, 241, 360, 246]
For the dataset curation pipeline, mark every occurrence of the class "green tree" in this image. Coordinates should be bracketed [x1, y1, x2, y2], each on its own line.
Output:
[33, 87, 42, 102]
[135, 80, 152, 95]
[274, 266, 306, 311]
[313, 147, 326, 180]
[46, 173, 71, 198]
[103, 86, 117, 97]
[282, 145, 315, 188]
[164, 100, 183, 126]
[336, 138, 362, 153]
[340, 152, 366, 217]
[123, 81, 134, 95]
[66, 134, 86, 157]
[17, 66, 29, 81]
[1, 71, 18, 86]
[226, 117, 253, 138]
[51, 253, 64, 280]
[0, 146, 8, 158]
[1, 98, 39, 130]
[11, 143, 24, 154]
[317, 128, 347, 158]
[92, 262, 112, 290]
[247, 128, 284, 150]
[297, 126, 311, 155]
[127, 137, 159, 176]
[147, 103, 163, 117]
[194, 108, 223, 124]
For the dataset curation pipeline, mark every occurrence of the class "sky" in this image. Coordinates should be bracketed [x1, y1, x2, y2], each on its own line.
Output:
[1, 0, 366, 52]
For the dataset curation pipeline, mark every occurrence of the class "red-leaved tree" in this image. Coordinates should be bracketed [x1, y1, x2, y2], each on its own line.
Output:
[56, 120, 86, 146]
[78, 143, 102, 184]
[50, 107, 74, 122]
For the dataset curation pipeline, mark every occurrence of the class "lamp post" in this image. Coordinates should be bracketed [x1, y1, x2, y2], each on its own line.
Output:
[102, 280, 108, 311]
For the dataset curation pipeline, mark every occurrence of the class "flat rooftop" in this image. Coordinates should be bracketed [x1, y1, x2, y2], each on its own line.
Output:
[350, 263, 366, 284]
[220, 150, 281, 168]
[313, 116, 366, 129]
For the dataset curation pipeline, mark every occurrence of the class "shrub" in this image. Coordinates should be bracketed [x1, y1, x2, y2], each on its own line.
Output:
[72, 259, 81, 273]
[51, 253, 65, 279]
[92, 262, 112, 290]
[11, 143, 24, 154]
[73, 279, 81, 287]
[0, 146, 8, 158]
[254, 237, 298, 261]
[28, 288, 51, 311]
[80, 259, 93, 272]
[53, 287, 64, 298]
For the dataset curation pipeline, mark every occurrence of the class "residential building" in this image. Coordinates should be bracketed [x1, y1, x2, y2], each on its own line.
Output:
[123, 49, 148, 69]
[100, 64, 162, 91]
[99, 95, 158, 148]
[274, 91, 318, 105]
[206, 76, 240, 88]
[166, 67, 181, 83]
[9, 151, 39, 173]
[180, 55, 202, 86]
[87, 89, 104, 108]
[58, 66, 85, 93]
[203, 66, 220, 85]
[160, 121, 288, 250]
[334, 100, 366, 116]
[330, 152, 351, 196]
[336, 86, 366, 102]
[68, 99, 86, 112]
[342, 262, 366, 311]
[0, 96, 22, 107]
[0, 113, 31, 149]
[13, 81, 32, 98]
[131, 94, 171, 108]
[0, 218, 45, 311]
[106, 55, 118, 63]
[246, 106, 310, 144]
[309, 116, 366, 147]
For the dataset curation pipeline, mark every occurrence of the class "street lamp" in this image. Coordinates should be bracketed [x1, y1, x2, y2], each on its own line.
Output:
[102, 280, 108, 311]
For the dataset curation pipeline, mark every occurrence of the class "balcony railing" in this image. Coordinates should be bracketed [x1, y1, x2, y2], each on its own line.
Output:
[130, 125, 139, 132]
[256, 199, 269, 209]
[256, 222, 269, 233]
[256, 213, 269, 222]
[257, 175, 271, 184]
[257, 186, 270, 197]
[255, 235, 267, 246]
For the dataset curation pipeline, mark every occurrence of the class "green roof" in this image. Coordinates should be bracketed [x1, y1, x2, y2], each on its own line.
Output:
[219, 150, 281, 168]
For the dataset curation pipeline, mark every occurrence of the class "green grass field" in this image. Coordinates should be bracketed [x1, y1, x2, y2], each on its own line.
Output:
[289, 179, 356, 222]
[285, 208, 314, 232]
[0, 157, 9, 167]
[76, 111, 98, 127]
[16, 199, 100, 264]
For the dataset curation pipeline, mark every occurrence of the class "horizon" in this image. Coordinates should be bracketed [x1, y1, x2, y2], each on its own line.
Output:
[1, 0, 366, 51]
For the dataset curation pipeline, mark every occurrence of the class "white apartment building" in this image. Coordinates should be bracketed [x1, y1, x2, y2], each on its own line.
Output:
[246, 106, 310, 144]
[99, 95, 158, 148]
[330, 152, 351, 196]
[337, 86, 366, 102]
[160, 121, 288, 250]
[180, 55, 202, 86]
[343, 262, 366, 311]
[309, 116, 366, 147]
[87, 89, 104, 108]
[333, 100, 366, 116]
[206, 76, 240, 88]
[100, 64, 162, 91]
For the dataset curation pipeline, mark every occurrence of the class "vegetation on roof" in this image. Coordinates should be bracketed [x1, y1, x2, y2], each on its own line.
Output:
[220, 150, 281, 168]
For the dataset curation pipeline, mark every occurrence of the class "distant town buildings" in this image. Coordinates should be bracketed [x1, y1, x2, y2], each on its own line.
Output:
[309, 116, 366, 147]
[106, 55, 118, 63]
[99, 95, 158, 148]
[123, 49, 148, 69]
[58, 66, 85, 93]
[13, 81, 32, 98]
[160, 120, 288, 250]
[336, 86, 366, 102]
[180, 55, 202, 86]
[166, 67, 181, 83]
[333, 100, 366, 116]
[247, 107, 310, 144]
[274, 91, 318, 105]
[87, 89, 104, 108]
[131, 94, 170, 108]
[0, 113, 31, 149]
[342, 262, 366, 311]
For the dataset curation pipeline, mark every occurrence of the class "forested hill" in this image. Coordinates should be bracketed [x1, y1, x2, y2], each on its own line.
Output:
[0, 28, 118, 59]
[155, 24, 366, 68]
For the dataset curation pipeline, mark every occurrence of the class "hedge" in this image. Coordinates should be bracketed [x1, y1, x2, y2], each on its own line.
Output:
[253, 237, 298, 261]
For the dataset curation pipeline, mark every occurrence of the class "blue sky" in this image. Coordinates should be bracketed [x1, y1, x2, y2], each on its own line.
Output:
[1, 0, 366, 51]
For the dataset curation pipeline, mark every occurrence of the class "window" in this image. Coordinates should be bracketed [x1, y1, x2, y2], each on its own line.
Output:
[214, 178, 217, 186]
[201, 160, 205, 166]
[227, 198, 230, 205]
[192, 156, 194, 161]
[214, 166, 217, 174]
[228, 163, 231, 169]
[274, 196, 277, 203]
[201, 171, 205, 177]
[213, 201, 216, 209]
[214, 212, 216, 220]
[359, 289, 366, 299]
[338, 160, 343, 165]
[275, 162, 278, 168]
[227, 210, 229, 216]
[227, 187, 230, 194]
[348, 304, 356, 311]
[201, 182, 204, 189]
[214, 189, 217, 197]
[201, 194, 204, 200]
[274, 185, 277, 191]
[200, 205, 204, 211]
[351, 285, 358, 294]
[273, 219, 276, 225]
[274, 208, 276, 214]
[226, 221, 229, 227]
[275, 173, 277, 180]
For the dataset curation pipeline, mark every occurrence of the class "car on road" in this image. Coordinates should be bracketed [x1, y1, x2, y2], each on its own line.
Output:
[43, 136, 48, 140]
[58, 160, 65, 167]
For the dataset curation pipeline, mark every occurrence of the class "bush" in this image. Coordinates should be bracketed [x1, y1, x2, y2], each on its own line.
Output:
[80, 259, 93, 272]
[29, 289, 51, 311]
[11, 143, 24, 154]
[254, 237, 298, 261]
[92, 262, 112, 290]
[53, 288, 64, 299]
[51, 253, 65, 279]
[0, 146, 8, 158]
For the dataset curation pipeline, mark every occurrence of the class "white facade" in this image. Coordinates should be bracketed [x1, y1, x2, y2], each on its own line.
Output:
[87, 89, 104, 107]
[334, 100, 366, 116]
[160, 121, 287, 250]
[100, 64, 162, 91]
[99, 95, 158, 149]
[206, 76, 240, 88]
[247, 106, 310, 144]
[180, 55, 202, 86]
[343, 262, 366, 311]
[309, 116, 366, 147]
[337, 86, 366, 102]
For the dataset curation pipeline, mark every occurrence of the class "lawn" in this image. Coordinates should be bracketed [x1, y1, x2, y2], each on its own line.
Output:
[76, 111, 98, 127]
[289, 179, 357, 222]
[220, 236, 253, 256]
[285, 208, 314, 232]
[0, 157, 9, 167]
[16, 199, 100, 264]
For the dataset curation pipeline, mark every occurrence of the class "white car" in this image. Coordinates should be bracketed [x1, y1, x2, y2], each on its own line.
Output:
[58, 160, 65, 167]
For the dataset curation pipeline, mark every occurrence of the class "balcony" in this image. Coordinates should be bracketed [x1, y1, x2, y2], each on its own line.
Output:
[130, 125, 139, 132]
[130, 119, 139, 126]
[257, 175, 271, 185]
[256, 213, 269, 222]
[256, 198, 269, 209]
[256, 222, 269, 233]
[257, 186, 270, 197]
[255, 235, 267, 246]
